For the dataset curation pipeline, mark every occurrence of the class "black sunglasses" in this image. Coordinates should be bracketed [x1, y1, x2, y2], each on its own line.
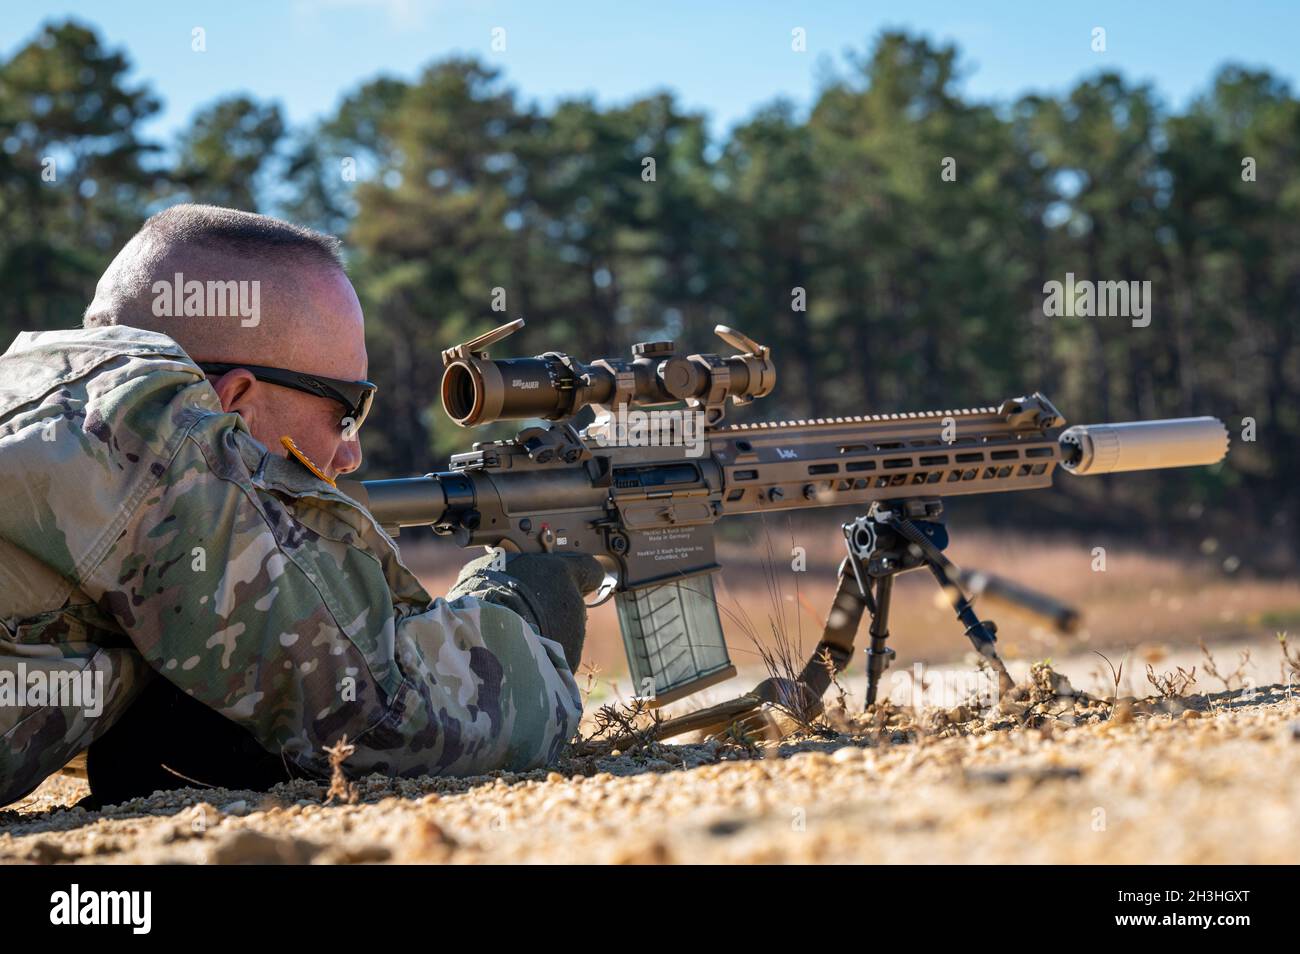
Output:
[198, 362, 377, 433]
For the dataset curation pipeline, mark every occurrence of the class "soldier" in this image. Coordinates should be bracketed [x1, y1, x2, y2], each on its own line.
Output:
[0, 204, 601, 807]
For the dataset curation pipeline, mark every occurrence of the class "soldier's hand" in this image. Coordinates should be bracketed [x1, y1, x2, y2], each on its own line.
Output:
[501, 552, 604, 596]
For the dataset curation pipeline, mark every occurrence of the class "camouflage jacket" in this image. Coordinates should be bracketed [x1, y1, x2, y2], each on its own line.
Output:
[0, 326, 582, 806]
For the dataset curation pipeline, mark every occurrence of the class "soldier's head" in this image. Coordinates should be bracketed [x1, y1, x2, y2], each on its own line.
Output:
[84, 204, 367, 480]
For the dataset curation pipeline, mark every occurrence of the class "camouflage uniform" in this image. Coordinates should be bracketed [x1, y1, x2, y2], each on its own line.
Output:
[0, 326, 582, 806]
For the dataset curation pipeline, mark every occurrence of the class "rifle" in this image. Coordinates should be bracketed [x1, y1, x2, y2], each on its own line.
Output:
[341, 319, 1228, 735]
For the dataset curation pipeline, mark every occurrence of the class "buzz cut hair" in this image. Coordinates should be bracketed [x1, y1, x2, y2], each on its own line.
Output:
[136, 204, 343, 268]
[85, 204, 344, 327]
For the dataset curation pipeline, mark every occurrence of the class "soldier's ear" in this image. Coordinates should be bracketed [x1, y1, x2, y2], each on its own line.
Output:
[209, 369, 259, 426]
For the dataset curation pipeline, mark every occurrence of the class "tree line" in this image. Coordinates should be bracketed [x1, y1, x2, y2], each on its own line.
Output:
[2, 20, 1295, 565]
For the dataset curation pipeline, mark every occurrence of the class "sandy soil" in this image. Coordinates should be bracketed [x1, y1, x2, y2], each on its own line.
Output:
[4, 639, 1298, 865]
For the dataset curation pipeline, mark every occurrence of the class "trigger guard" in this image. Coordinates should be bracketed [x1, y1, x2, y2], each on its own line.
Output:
[584, 570, 619, 607]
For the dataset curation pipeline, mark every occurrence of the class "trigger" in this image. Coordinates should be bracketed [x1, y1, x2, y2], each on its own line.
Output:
[585, 571, 619, 607]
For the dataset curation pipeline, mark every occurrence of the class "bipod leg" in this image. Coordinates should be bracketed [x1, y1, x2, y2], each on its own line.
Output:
[882, 510, 1016, 699]
[924, 562, 1014, 697]
[864, 575, 895, 707]
[791, 557, 868, 700]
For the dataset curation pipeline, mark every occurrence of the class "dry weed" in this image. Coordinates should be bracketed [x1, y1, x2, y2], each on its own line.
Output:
[1145, 663, 1198, 699]
[1278, 631, 1300, 684]
[1199, 639, 1252, 692]
[323, 735, 358, 805]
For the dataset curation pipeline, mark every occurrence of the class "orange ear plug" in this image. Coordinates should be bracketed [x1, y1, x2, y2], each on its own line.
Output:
[281, 435, 335, 486]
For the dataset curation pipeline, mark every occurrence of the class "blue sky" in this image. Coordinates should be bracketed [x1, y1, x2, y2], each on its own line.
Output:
[3, 1, 1296, 141]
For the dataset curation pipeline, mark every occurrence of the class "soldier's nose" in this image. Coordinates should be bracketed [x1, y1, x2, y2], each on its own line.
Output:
[334, 437, 363, 476]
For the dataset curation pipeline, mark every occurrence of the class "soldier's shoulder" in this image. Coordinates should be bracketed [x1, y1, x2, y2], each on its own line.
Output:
[1, 324, 191, 370]
[0, 326, 227, 583]
[0, 324, 204, 422]
[0, 324, 221, 484]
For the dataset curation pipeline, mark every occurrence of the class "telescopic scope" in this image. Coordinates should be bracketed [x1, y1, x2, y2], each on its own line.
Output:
[439, 318, 776, 427]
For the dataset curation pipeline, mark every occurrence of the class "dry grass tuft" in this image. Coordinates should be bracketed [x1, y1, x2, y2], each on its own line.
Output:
[1090, 649, 1128, 718]
[721, 516, 834, 735]
[323, 735, 359, 805]
[1145, 663, 1198, 699]
[1278, 631, 1300, 684]
[574, 698, 666, 757]
[1199, 639, 1252, 692]
[576, 661, 602, 706]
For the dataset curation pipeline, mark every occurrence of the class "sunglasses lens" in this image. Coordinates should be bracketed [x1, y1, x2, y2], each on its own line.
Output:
[346, 388, 374, 432]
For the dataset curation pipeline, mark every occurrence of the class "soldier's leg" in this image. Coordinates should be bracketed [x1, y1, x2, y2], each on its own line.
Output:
[0, 648, 149, 808]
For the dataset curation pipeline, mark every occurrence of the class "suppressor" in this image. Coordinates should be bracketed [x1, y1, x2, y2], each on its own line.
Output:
[1059, 417, 1229, 475]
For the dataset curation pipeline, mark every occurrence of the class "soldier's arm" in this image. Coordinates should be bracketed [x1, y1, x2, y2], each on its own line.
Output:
[83, 408, 583, 779]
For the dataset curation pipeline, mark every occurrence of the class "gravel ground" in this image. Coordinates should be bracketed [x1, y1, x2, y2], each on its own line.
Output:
[3, 641, 1298, 865]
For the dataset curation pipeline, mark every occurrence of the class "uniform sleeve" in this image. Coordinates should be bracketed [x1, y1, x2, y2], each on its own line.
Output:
[82, 414, 583, 779]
